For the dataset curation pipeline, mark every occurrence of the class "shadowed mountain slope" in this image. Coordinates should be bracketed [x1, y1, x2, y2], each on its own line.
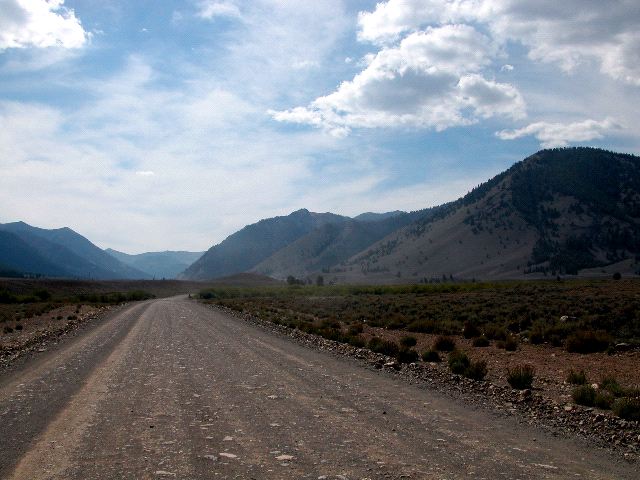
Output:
[0, 222, 149, 279]
[180, 209, 349, 280]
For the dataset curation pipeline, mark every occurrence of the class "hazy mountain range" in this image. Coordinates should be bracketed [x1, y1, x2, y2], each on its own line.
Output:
[105, 249, 204, 279]
[2, 148, 638, 283]
[0, 222, 149, 280]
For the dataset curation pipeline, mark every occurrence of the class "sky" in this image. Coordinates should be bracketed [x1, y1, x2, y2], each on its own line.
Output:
[1, 0, 639, 253]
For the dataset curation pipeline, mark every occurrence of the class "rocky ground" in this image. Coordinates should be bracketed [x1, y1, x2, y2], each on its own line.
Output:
[363, 326, 639, 404]
[210, 304, 640, 463]
[0, 304, 113, 370]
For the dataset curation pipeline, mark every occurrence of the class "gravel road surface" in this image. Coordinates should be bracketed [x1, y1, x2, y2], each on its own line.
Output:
[0, 296, 635, 479]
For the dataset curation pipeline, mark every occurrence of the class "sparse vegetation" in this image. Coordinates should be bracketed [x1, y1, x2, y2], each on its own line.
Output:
[396, 348, 419, 364]
[594, 390, 615, 409]
[200, 280, 640, 351]
[566, 370, 588, 385]
[612, 397, 640, 421]
[448, 350, 470, 375]
[600, 376, 624, 397]
[433, 335, 456, 352]
[572, 385, 597, 406]
[464, 359, 488, 381]
[368, 337, 399, 357]
[421, 349, 441, 362]
[400, 335, 417, 347]
[507, 365, 535, 390]
[499, 335, 519, 351]
[565, 330, 611, 353]
[472, 336, 490, 347]
[447, 350, 487, 380]
[462, 321, 481, 339]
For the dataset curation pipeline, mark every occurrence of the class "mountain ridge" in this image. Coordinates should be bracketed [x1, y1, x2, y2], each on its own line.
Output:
[106, 249, 204, 279]
[0, 222, 149, 280]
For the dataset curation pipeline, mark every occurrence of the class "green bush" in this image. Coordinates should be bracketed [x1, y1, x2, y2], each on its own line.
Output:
[572, 385, 596, 406]
[528, 327, 545, 344]
[448, 350, 470, 375]
[33, 289, 51, 301]
[566, 370, 588, 385]
[612, 397, 640, 420]
[507, 365, 535, 389]
[434, 335, 456, 352]
[600, 376, 624, 397]
[396, 348, 419, 364]
[347, 335, 366, 348]
[368, 337, 400, 356]
[462, 321, 481, 339]
[504, 335, 519, 351]
[472, 336, 490, 347]
[565, 330, 611, 353]
[348, 323, 364, 335]
[421, 349, 441, 362]
[465, 359, 488, 380]
[400, 335, 417, 347]
[594, 390, 614, 409]
[483, 324, 507, 340]
[448, 350, 487, 380]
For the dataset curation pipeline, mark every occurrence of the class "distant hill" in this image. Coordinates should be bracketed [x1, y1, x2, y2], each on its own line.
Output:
[105, 249, 204, 279]
[327, 147, 640, 283]
[353, 211, 406, 222]
[251, 212, 422, 279]
[0, 222, 149, 280]
[180, 209, 349, 280]
[0, 231, 70, 277]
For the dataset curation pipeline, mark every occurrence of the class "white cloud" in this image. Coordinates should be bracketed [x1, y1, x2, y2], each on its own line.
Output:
[357, 0, 640, 85]
[196, 1, 242, 20]
[272, 25, 524, 134]
[135, 171, 155, 177]
[496, 118, 620, 148]
[357, 0, 480, 44]
[0, 0, 88, 50]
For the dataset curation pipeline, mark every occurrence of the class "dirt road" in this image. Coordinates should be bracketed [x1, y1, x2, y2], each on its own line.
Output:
[0, 296, 635, 479]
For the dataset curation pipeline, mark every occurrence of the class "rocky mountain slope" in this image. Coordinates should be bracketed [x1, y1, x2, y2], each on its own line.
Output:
[105, 249, 204, 279]
[328, 147, 640, 283]
[0, 222, 149, 280]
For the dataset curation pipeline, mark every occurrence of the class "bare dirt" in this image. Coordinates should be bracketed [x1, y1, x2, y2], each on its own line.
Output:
[0, 303, 110, 369]
[366, 327, 640, 404]
[0, 296, 637, 479]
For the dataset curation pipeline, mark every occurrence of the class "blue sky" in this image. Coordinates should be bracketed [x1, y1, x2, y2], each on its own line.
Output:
[1, 0, 639, 253]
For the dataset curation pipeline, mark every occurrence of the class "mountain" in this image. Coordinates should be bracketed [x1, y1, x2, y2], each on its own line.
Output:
[250, 212, 423, 280]
[0, 231, 71, 277]
[105, 249, 204, 279]
[180, 209, 349, 280]
[326, 147, 640, 283]
[353, 211, 406, 222]
[0, 222, 149, 279]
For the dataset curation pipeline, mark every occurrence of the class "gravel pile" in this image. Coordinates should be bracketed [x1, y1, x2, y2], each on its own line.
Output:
[212, 304, 639, 462]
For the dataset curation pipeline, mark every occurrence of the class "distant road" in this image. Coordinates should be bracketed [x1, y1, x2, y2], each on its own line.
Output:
[0, 297, 634, 479]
